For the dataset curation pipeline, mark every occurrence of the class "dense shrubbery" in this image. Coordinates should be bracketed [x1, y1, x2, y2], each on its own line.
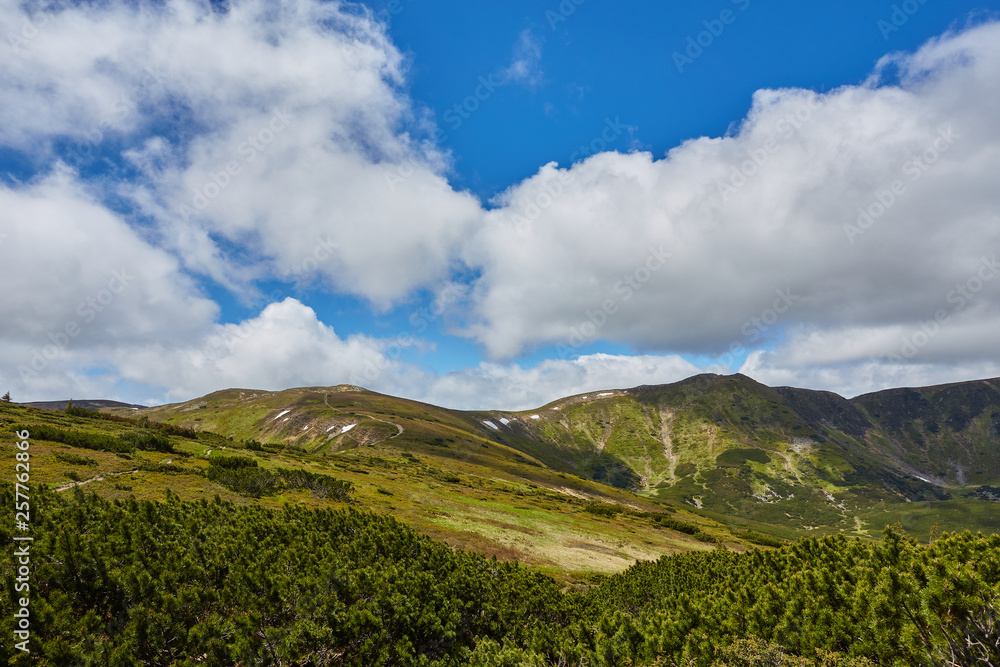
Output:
[207, 454, 258, 469]
[1, 487, 997, 665]
[118, 429, 173, 453]
[52, 452, 98, 466]
[651, 514, 700, 535]
[732, 528, 786, 548]
[22, 423, 174, 454]
[64, 405, 198, 438]
[206, 456, 353, 500]
[20, 423, 135, 453]
[0, 485, 569, 665]
[505, 528, 1000, 667]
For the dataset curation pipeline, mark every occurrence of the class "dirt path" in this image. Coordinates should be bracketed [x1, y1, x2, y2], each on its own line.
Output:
[54, 468, 139, 492]
[324, 392, 403, 439]
[364, 414, 404, 438]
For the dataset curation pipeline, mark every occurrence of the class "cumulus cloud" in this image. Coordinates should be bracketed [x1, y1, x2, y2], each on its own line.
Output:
[408, 353, 707, 411]
[0, 168, 218, 388]
[467, 21, 1000, 390]
[2, 0, 481, 305]
[4, 289, 704, 410]
[3, 1, 999, 408]
[111, 298, 397, 401]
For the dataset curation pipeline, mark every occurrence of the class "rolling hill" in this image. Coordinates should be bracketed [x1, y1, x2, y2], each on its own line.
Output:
[9, 373, 1000, 580]
[119, 373, 1000, 538]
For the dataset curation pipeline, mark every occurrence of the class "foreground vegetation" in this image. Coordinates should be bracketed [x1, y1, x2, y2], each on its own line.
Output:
[0, 400, 738, 577]
[2, 483, 998, 666]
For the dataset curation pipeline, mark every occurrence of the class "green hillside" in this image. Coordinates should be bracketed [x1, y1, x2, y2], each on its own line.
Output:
[0, 399, 734, 581]
[3, 376, 1000, 665]
[104, 374, 1000, 542]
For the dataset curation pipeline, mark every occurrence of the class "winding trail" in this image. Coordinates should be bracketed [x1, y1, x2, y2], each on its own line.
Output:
[360, 414, 404, 438]
[324, 393, 404, 440]
[54, 468, 139, 492]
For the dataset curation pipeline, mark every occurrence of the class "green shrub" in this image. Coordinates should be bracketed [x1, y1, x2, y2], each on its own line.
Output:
[21, 423, 133, 453]
[118, 429, 173, 453]
[53, 452, 98, 466]
[208, 455, 258, 469]
[583, 502, 622, 517]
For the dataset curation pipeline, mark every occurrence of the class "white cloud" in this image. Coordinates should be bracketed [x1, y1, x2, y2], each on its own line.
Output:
[501, 29, 543, 87]
[3, 288, 703, 410]
[2, 0, 482, 306]
[2, 3, 1000, 407]
[406, 353, 706, 411]
[466, 21, 1000, 384]
[0, 166, 217, 367]
[112, 298, 396, 401]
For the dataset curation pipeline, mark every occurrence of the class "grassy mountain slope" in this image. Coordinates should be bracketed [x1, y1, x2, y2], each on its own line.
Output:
[12, 373, 1000, 578]
[125, 376, 1000, 541]
[476, 374, 1000, 533]
[2, 399, 736, 582]
[134, 375, 1000, 537]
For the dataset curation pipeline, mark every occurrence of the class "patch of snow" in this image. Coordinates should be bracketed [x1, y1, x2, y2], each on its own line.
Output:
[482, 420, 499, 430]
[271, 409, 291, 421]
[530, 415, 540, 420]
[282, 417, 289, 423]
[302, 426, 309, 430]
[326, 425, 338, 432]
[580, 395, 588, 399]
[915, 475, 932, 483]
[597, 392, 614, 397]
[499, 418, 510, 425]
[341, 424, 356, 434]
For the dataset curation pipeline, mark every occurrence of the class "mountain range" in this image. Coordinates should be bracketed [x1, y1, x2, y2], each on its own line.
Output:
[14, 373, 1000, 577]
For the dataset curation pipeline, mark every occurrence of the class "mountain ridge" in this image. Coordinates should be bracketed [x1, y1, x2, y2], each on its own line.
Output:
[8, 372, 1000, 575]
[105, 373, 1000, 529]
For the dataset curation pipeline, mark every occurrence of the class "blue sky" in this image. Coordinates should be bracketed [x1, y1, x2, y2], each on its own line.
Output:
[373, 0, 989, 196]
[2, 0, 999, 409]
